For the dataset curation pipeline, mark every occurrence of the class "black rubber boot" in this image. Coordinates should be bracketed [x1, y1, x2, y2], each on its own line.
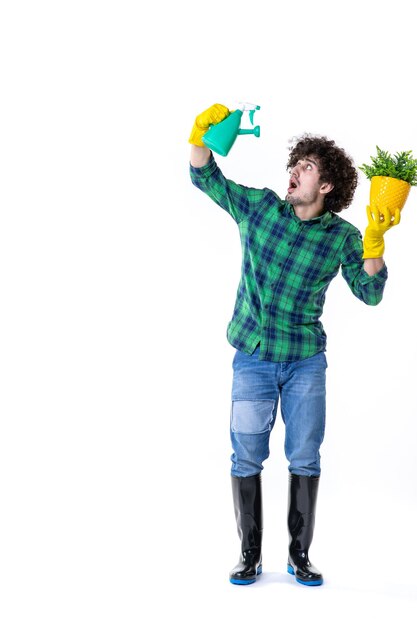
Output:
[229, 474, 263, 585]
[287, 473, 323, 586]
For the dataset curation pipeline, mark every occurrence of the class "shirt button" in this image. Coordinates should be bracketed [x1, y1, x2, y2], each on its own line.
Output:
[264, 304, 270, 310]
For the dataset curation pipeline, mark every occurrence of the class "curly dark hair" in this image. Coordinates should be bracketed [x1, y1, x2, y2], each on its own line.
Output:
[287, 134, 358, 213]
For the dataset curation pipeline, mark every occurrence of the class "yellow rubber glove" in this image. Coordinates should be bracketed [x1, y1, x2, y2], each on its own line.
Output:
[189, 103, 230, 147]
[362, 205, 401, 259]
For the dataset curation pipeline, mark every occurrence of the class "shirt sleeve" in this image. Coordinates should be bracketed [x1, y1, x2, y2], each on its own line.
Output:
[189, 153, 269, 224]
[340, 230, 388, 305]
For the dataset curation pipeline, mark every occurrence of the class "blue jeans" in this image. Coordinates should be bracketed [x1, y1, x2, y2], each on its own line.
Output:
[230, 347, 327, 478]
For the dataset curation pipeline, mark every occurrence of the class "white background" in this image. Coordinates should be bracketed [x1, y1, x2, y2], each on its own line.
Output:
[1, 1, 416, 624]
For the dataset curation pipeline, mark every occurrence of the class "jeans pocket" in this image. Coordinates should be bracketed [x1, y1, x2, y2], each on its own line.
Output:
[231, 400, 275, 434]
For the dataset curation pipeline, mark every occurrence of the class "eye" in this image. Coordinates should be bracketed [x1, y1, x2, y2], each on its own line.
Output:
[306, 163, 313, 171]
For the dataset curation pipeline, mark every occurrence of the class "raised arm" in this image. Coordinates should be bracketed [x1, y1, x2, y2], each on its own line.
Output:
[190, 145, 211, 168]
[189, 103, 229, 167]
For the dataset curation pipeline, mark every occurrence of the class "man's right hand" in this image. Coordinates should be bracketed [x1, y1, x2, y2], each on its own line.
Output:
[189, 103, 230, 147]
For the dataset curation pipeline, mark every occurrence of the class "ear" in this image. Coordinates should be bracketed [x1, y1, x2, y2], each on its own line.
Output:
[320, 181, 334, 195]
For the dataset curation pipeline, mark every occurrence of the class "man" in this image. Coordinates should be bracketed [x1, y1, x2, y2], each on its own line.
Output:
[188, 104, 399, 586]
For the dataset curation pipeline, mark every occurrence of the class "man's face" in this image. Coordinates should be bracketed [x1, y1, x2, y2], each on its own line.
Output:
[285, 156, 326, 206]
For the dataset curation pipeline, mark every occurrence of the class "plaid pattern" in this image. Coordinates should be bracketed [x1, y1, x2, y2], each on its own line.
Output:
[190, 155, 388, 362]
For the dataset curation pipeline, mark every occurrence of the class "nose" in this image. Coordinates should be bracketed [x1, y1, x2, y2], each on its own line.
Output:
[291, 165, 300, 178]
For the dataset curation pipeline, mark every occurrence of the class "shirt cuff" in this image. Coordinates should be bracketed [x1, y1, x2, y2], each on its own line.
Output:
[358, 262, 388, 285]
[189, 152, 218, 180]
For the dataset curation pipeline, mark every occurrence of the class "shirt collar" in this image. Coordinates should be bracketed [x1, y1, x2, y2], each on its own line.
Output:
[283, 202, 334, 229]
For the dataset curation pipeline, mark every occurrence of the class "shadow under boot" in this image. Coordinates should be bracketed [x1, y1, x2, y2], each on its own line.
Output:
[229, 474, 263, 585]
[287, 473, 323, 586]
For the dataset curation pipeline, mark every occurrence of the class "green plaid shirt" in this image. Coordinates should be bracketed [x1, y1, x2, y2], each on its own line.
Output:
[190, 154, 388, 362]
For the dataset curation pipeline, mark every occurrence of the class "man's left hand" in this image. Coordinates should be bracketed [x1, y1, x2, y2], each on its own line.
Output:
[362, 205, 401, 259]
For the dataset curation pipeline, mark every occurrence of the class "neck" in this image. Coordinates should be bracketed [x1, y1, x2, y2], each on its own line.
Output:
[293, 203, 325, 221]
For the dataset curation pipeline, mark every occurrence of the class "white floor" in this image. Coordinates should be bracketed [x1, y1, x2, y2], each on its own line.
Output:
[145, 515, 417, 626]
[157, 570, 417, 626]
[138, 470, 417, 626]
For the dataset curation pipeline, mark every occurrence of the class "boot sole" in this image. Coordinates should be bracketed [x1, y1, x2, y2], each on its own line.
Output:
[230, 565, 262, 585]
[287, 564, 323, 586]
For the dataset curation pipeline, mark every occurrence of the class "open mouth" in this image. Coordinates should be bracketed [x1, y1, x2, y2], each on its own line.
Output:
[287, 178, 298, 193]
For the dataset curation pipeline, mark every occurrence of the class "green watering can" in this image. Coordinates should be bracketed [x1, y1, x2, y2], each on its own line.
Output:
[202, 102, 261, 157]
